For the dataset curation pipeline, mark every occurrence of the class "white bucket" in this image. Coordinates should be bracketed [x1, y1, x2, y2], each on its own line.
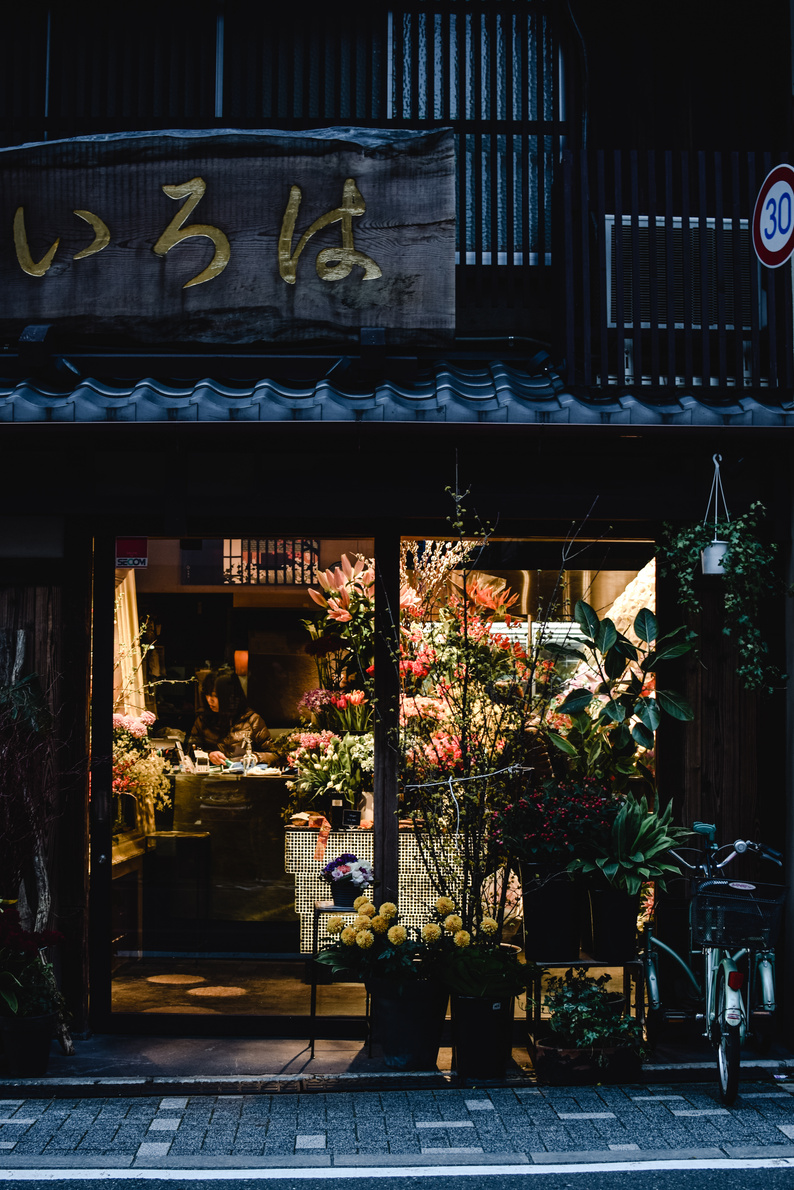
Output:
[701, 540, 729, 575]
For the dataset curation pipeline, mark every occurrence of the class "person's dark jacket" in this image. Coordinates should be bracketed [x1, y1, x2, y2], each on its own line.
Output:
[188, 707, 276, 763]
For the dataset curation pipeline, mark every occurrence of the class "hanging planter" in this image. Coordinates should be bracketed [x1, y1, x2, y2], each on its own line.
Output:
[658, 454, 785, 693]
[700, 455, 731, 576]
[700, 540, 729, 575]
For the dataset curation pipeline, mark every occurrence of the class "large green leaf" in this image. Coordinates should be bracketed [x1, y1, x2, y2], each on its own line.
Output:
[634, 608, 657, 643]
[604, 647, 629, 679]
[557, 689, 594, 715]
[631, 722, 655, 749]
[546, 730, 580, 757]
[596, 618, 617, 654]
[574, 600, 601, 640]
[599, 699, 626, 723]
[655, 689, 695, 721]
[634, 696, 661, 731]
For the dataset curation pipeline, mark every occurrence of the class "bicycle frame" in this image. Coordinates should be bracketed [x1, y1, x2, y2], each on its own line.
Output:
[644, 929, 751, 1043]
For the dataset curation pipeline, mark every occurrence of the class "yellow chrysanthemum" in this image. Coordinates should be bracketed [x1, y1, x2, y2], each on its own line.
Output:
[480, 917, 498, 936]
[387, 925, 407, 946]
[358, 901, 376, 918]
[340, 927, 357, 946]
[326, 915, 345, 935]
[356, 930, 375, 949]
[454, 929, 471, 948]
[379, 901, 398, 920]
[421, 922, 442, 942]
[353, 895, 369, 910]
[444, 914, 463, 933]
[353, 915, 372, 932]
[370, 915, 388, 934]
[435, 896, 456, 915]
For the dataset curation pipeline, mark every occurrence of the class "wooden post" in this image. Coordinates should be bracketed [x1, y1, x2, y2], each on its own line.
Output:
[373, 527, 400, 905]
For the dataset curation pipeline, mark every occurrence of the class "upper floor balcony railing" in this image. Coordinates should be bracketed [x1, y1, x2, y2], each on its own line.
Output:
[559, 149, 794, 394]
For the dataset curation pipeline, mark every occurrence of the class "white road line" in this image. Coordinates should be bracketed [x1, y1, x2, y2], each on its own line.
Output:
[2, 1158, 794, 1180]
[415, 1122, 475, 1129]
[556, 1112, 616, 1119]
[671, 1109, 730, 1117]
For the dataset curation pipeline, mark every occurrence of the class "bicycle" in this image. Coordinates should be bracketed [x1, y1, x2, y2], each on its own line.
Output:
[642, 821, 785, 1105]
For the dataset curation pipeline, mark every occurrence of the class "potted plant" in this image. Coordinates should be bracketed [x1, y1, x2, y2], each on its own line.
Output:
[316, 897, 448, 1070]
[658, 462, 784, 693]
[0, 902, 66, 1077]
[540, 601, 696, 795]
[567, 793, 689, 963]
[319, 853, 376, 906]
[533, 965, 646, 1086]
[490, 778, 618, 958]
[425, 897, 533, 1080]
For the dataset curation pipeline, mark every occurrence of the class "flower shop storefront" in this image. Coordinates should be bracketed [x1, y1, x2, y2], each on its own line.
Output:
[103, 521, 664, 1034]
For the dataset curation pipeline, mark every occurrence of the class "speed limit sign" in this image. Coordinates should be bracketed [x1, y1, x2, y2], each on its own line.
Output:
[752, 163, 794, 268]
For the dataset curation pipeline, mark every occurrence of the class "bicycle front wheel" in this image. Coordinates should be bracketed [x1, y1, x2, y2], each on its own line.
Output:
[716, 970, 741, 1105]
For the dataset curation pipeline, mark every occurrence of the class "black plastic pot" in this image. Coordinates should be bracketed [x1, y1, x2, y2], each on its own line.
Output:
[533, 1035, 642, 1086]
[0, 1012, 58, 1077]
[587, 886, 640, 963]
[451, 992, 514, 1079]
[368, 979, 448, 1070]
[330, 882, 358, 907]
[522, 870, 582, 959]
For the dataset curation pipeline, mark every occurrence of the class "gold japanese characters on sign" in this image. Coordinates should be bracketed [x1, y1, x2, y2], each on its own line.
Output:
[13, 175, 381, 290]
[0, 129, 455, 344]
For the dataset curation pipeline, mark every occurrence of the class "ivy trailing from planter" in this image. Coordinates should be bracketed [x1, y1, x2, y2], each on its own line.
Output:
[658, 502, 785, 693]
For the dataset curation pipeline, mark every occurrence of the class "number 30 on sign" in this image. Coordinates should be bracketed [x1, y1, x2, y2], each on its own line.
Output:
[752, 163, 794, 268]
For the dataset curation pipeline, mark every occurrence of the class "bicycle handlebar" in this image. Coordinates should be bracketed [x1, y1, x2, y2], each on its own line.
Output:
[669, 837, 783, 875]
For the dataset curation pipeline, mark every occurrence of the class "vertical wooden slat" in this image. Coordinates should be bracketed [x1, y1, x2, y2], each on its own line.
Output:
[629, 150, 643, 385]
[697, 152, 711, 385]
[613, 150, 625, 386]
[579, 149, 592, 386]
[597, 150, 609, 389]
[680, 154, 694, 387]
[373, 529, 400, 906]
[664, 152, 676, 386]
[730, 152, 746, 388]
[713, 152, 728, 387]
[561, 150, 575, 384]
[88, 534, 116, 1027]
[747, 153, 762, 387]
[646, 151, 660, 386]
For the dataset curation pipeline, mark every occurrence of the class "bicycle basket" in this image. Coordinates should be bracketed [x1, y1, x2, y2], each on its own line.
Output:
[690, 880, 786, 949]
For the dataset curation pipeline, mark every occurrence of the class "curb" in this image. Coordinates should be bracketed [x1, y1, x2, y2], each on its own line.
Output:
[1, 1058, 793, 1098]
[4, 1146, 794, 1172]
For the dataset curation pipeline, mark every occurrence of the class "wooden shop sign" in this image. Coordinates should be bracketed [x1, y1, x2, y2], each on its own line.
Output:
[0, 128, 455, 346]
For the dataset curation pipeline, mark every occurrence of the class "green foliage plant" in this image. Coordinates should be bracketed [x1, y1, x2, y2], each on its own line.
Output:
[658, 502, 785, 693]
[541, 966, 645, 1052]
[0, 903, 65, 1018]
[566, 793, 690, 895]
[544, 602, 695, 792]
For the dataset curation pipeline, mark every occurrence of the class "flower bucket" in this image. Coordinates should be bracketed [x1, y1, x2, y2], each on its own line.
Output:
[701, 540, 729, 575]
[522, 872, 582, 960]
[368, 979, 448, 1070]
[331, 881, 358, 907]
[586, 887, 639, 963]
[451, 993, 514, 1079]
[0, 1012, 58, 1077]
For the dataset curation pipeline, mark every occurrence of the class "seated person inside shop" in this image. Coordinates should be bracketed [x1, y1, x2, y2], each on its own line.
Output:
[189, 670, 279, 767]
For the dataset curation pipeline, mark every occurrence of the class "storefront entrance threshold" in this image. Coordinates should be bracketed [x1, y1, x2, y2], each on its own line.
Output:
[3, 1034, 794, 1098]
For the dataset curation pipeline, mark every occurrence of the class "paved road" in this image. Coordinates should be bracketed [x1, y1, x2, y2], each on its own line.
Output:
[1, 1080, 794, 1171]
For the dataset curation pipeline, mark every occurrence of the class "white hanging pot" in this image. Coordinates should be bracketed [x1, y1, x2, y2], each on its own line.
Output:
[701, 540, 729, 575]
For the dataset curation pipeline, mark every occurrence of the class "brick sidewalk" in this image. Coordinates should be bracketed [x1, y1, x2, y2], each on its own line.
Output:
[2, 1081, 794, 1169]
